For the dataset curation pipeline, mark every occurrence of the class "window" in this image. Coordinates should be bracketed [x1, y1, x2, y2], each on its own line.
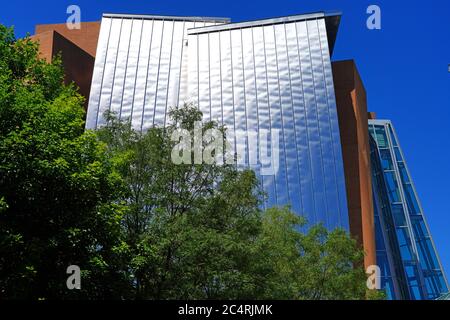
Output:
[396, 228, 414, 261]
[394, 147, 403, 162]
[374, 126, 389, 148]
[403, 184, 420, 214]
[380, 149, 394, 171]
[384, 171, 401, 203]
[392, 204, 407, 227]
[388, 125, 398, 146]
[397, 162, 409, 184]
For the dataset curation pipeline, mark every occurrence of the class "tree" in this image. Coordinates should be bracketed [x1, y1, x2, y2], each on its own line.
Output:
[97, 106, 381, 300]
[0, 25, 127, 299]
[254, 207, 373, 299]
[97, 106, 265, 299]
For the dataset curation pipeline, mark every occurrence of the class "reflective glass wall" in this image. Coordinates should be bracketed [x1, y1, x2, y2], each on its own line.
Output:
[369, 119, 449, 299]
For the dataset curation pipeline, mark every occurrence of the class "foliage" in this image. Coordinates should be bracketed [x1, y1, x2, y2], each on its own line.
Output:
[96, 106, 379, 300]
[0, 25, 127, 299]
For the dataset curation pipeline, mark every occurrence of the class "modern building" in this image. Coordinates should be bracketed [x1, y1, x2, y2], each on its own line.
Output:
[85, 12, 350, 235]
[30, 10, 447, 299]
[369, 119, 449, 299]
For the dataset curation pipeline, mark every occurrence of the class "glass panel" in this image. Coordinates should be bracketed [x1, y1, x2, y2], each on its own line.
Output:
[369, 125, 375, 138]
[377, 253, 391, 277]
[437, 274, 448, 293]
[403, 184, 420, 214]
[374, 126, 389, 148]
[380, 149, 394, 171]
[411, 216, 429, 239]
[388, 125, 398, 146]
[425, 239, 440, 270]
[392, 204, 407, 227]
[382, 277, 395, 300]
[384, 171, 401, 203]
[397, 162, 409, 184]
[410, 286, 422, 300]
[396, 228, 413, 261]
[394, 147, 403, 162]
[375, 219, 385, 248]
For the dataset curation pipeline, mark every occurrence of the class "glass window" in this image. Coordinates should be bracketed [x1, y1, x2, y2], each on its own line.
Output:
[437, 274, 447, 293]
[382, 277, 395, 300]
[394, 147, 403, 162]
[403, 184, 420, 214]
[425, 239, 440, 270]
[376, 253, 391, 277]
[369, 125, 375, 139]
[380, 149, 394, 171]
[392, 204, 407, 227]
[411, 216, 429, 239]
[425, 276, 438, 297]
[396, 228, 413, 261]
[417, 242, 434, 271]
[388, 125, 398, 146]
[410, 286, 422, 300]
[384, 171, 401, 203]
[397, 162, 409, 184]
[375, 126, 389, 148]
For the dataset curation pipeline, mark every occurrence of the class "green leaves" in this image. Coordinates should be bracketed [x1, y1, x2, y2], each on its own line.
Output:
[95, 106, 378, 300]
[0, 24, 127, 299]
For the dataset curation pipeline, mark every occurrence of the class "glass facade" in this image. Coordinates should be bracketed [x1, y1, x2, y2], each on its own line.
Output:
[86, 13, 349, 231]
[369, 120, 449, 299]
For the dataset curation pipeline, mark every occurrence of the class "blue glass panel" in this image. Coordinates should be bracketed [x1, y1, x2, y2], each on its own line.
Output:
[384, 171, 401, 203]
[403, 184, 420, 214]
[380, 149, 394, 171]
[368, 125, 375, 139]
[375, 218, 385, 248]
[388, 125, 398, 146]
[397, 162, 409, 184]
[377, 253, 391, 277]
[382, 277, 395, 300]
[411, 216, 429, 239]
[392, 204, 407, 227]
[396, 228, 413, 261]
[410, 286, 422, 300]
[374, 126, 388, 148]
[394, 147, 403, 162]
[425, 239, 440, 270]
[437, 274, 448, 293]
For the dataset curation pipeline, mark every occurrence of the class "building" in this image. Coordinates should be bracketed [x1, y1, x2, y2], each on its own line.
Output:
[85, 12, 350, 235]
[30, 11, 448, 299]
[369, 119, 449, 299]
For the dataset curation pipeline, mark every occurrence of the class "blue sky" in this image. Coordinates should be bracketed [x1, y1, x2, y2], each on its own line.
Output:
[1, 0, 450, 283]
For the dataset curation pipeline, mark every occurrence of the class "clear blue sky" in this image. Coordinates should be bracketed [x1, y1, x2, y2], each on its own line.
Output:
[1, 0, 449, 282]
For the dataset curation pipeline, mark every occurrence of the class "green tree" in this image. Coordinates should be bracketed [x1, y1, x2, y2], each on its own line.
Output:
[0, 25, 127, 299]
[97, 106, 265, 299]
[98, 106, 381, 300]
[254, 207, 373, 299]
